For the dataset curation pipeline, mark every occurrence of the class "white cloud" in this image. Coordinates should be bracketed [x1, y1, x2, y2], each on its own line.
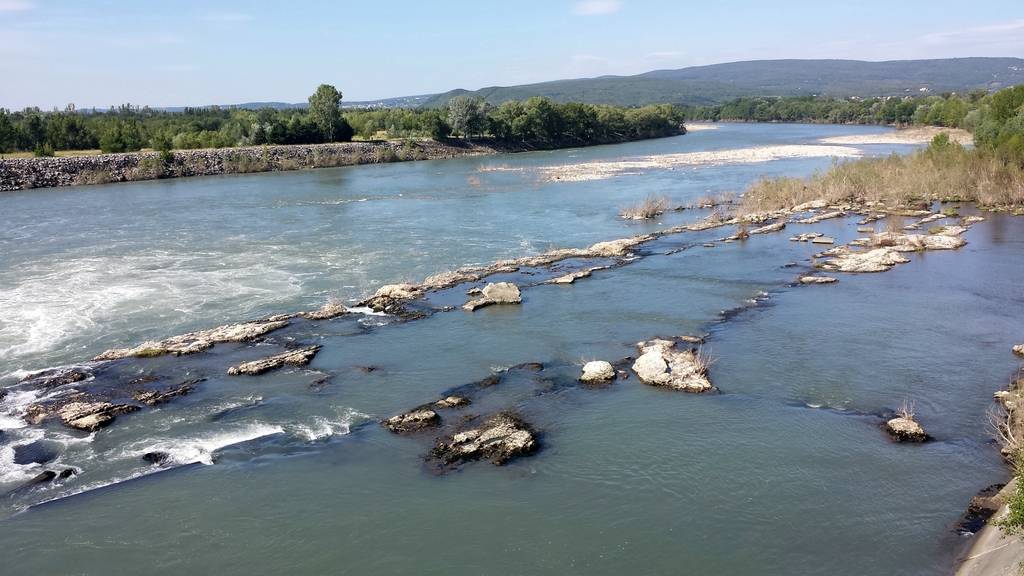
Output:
[0, 0, 33, 12]
[201, 11, 254, 23]
[572, 1, 621, 16]
[921, 19, 1024, 48]
[645, 51, 683, 60]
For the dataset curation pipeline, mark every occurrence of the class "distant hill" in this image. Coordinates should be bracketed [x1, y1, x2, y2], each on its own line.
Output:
[419, 57, 1024, 108]
[157, 94, 435, 112]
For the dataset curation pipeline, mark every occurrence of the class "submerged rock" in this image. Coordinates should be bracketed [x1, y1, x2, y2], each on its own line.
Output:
[19, 368, 90, 389]
[463, 282, 522, 311]
[142, 451, 172, 466]
[817, 247, 911, 273]
[13, 441, 59, 465]
[430, 412, 537, 467]
[632, 339, 712, 392]
[94, 318, 290, 361]
[227, 345, 322, 376]
[132, 378, 203, 406]
[580, 360, 616, 383]
[799, 275, 838, 284]
[885, 416, 929, 442]
[382, 407, 440, 433]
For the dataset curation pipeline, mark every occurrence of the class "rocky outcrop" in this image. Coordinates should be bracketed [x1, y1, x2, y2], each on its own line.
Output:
[1014, 344, 1024, 358]
[818, 247, 911, 273]
[94, 318, 290, 361]
[580, 360, 616, 383]
[795, 210, 845, 224]
[227, 345, 321, 376]
[430, 412, 537, 467]
[54, 401, 139, 431]
[300, 301, 348, 320]
[885, 416, 929, 442]
[545, 266, 609, 285]
[790, 232, 823, 242]
[382, 407, 441, 434]
[799, 275, 838, 284]
[132, 378, 203, 406]
[19, 367, 90, 389]
[434, 396, 470, 408]
[750, 221, 785, 234]
[357, 283, 425, 317]
[632, 339, 712, 392]
[464, 282, 522, 311]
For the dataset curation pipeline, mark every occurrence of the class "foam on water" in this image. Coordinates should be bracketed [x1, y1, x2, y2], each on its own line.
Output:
[0, 251, 306, 371]
[0, 427, 46, 484]
[288, 408, 370, 442]
[127, 423, 286, 466]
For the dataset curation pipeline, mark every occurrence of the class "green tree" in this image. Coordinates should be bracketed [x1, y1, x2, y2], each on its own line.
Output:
[308, 84, 343, 141]
[447, 95, 487, 139]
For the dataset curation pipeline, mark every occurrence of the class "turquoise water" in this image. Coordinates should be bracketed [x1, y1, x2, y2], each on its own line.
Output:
[1, 124, 1021, 575]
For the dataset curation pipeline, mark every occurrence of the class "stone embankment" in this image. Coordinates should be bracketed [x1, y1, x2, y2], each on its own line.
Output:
[0, 140, 502, 191]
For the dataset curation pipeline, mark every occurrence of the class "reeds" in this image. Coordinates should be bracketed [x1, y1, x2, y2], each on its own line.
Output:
[620, 195, 670, 220]
[741, 145, 1024, 213]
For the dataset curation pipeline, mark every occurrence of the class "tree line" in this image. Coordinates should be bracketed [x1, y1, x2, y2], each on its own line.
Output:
[684, 92, 984, 128]
[0, 87, 686, 156]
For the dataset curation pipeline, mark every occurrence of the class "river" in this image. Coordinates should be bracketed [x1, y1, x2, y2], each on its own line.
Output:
[1, 123, 1022, 575]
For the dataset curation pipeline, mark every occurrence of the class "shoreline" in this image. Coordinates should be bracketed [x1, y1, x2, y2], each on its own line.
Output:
[0, 133, 687, 192]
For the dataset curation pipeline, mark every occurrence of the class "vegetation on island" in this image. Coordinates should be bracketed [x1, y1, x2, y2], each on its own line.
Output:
[685, 92, 978, 127]
[0, 86, 685, 158]
[741, 86, 1024, 214]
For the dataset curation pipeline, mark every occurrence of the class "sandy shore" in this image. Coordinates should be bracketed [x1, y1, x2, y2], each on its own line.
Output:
[819, 126, 974, 146]
[684, 123, 720, 132]
[482, 144, 862, 183]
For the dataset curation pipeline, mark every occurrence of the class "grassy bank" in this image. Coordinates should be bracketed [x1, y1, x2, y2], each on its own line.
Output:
[741, 137, 1024, 214]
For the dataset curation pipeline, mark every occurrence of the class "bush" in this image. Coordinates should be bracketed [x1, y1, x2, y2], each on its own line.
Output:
[33, 143, 54, 157]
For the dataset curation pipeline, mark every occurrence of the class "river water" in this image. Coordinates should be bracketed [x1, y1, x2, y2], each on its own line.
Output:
[1, 124, 1022, 575]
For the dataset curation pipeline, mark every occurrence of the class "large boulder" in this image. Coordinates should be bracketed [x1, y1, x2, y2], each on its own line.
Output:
[464, 282, 522, 311]
[580, 361, 616, 383]
[1012, 344, 1023, 358]
[885, 416, 929, 442]
[632, 339, 712, 392]
[227, 345, 321, 376]
[431, 412, 537, 467]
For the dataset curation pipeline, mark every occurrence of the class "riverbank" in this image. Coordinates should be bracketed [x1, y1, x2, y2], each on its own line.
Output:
[955, 481, 1024, 576]
[0, 130, 695, 192]
[0, 139, 499, 192]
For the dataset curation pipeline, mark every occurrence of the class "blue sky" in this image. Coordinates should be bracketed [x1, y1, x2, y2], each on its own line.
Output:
[1, 0, 1022, 109]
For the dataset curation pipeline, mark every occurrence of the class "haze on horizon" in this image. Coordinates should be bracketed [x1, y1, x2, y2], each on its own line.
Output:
[1, 0, 1022, 110]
